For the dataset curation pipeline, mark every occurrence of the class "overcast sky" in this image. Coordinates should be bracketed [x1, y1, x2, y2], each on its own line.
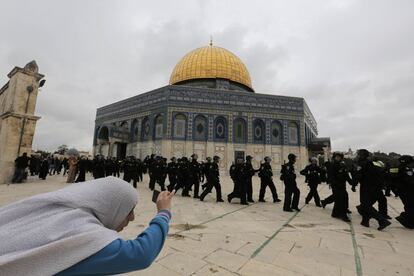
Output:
[1, 0, 413, 154]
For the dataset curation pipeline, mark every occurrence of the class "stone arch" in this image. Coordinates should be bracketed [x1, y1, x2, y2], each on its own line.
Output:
[131, 119, 139, 142]
[173, 113, 187, 139]
[214, 116, 227, 142]
[271, 120, 283, 145]
[288, 121, 299, 145]
[233, 117, 247, 144]
[98, 126, 109, 143]
[141, 116, 151, 141]
[119, 121, 129, 132]
[253, 118, 265, 144]
[153, 114, 164, 139]
[193, 114, 208, 141]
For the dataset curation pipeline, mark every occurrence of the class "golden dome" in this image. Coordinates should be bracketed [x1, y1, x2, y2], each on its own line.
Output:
[169, 44, 253, 90]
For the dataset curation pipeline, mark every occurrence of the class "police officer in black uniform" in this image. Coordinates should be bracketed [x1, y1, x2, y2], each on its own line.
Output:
[395, 155, 414, 229]
[329, 152, 354, 222]
[189, 154, 201, 198]
[245, 156, 257, 202]
[228, 158, 248, 205]
[167, 157, 179, 192]
[258, 156, 281, 203]
[201, 157, 212, 191]
[300, 157, 322, 207]
[200, 156, 224, 202]
[354, 149, 391, 230]
[280, 154, 300, 212]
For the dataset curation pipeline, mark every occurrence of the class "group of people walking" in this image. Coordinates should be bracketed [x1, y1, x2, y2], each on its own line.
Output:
[13, 149, 414, 230]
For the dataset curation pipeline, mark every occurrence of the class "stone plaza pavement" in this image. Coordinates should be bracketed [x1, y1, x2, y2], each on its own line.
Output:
[0, 174, 413, 276]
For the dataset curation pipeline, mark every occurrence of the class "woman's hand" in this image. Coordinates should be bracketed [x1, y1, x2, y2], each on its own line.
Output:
[156, 190, 175, 212]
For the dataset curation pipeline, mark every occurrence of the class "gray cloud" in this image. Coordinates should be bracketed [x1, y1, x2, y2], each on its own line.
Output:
[0, 0, 413, 154]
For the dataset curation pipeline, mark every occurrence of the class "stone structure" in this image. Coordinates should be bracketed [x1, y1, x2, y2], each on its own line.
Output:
[0, 61, 44, 183]
[93, 44, 329, 171]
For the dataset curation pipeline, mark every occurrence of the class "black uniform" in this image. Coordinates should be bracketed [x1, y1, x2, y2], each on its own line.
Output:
[189, 159, 201, 198]
[167, 161, 179, 192]
[330, 160, 353, 220]
[280, 162, 300, 211]
[300, 163, 322, 206]
[395, 157, 414, 229]
[258, 163, 279, 202]
[12, 154, 29, 183]
[355, 159, 390, 229]
[39, 159, 49, 180]
[75, 158, 88, 182]
[245, 161, 257, 202]
[200, 162, 223, 202]
[228, 162, 248, 205]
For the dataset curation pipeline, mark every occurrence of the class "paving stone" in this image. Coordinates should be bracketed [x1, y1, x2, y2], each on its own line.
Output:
[204, 249, 249, 273]
[157, 252, 207, 275]
[239, 259, 303, 276]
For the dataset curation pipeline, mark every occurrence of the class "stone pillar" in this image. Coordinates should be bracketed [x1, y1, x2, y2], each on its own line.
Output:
[0, 61, 44, 184]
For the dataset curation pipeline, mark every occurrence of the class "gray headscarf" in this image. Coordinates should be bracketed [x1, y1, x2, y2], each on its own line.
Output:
[0, 176, 138, 276]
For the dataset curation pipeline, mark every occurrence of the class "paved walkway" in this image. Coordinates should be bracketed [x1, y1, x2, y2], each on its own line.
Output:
[0, 174, 412, 276]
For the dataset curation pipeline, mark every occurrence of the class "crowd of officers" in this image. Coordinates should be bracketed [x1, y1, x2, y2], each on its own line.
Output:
[13, 149, 414, 230]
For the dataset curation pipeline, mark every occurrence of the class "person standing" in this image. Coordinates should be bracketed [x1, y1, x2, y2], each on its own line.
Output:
[39, 156, 49, 180]
[228, 158, 248, 205]
[75, 156, 88, 183]
[167, 157, 178, 192]
[258, 157, 281, 203]
[12, 153, 29, 183]
[300, 157, 323, 207]
[189, 154, 201, 198]
[66, 149, 79, 183]
[245, 156, 257, 203]
[280, 154, 300, 212]
[200, 156, 224, 202]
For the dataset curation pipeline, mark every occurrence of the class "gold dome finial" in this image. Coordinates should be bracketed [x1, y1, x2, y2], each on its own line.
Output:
[209, 35, 213, 46]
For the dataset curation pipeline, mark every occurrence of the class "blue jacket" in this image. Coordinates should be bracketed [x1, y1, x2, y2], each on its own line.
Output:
[58, 210, 171, 275]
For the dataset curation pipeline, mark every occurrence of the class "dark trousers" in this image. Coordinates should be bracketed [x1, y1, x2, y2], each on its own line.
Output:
[259, 178, 278, 201]
[192, 179, 200, 198]
[396, 188, 414, 228]
[305, 182, 321, 205]
[12, 168, 26, 183]
[228, 181, 247, 204]
[283, 182, 300, 210]
[167, 176, 177, 192]
[149, 174, 156, 190]
[200, 180, 222, 201]
[324, 189, 349, 211]
[377, 191, 388, 216]
[247, 178, 253, 201]
[331, 185, 348, 218]
[358, 189, 387, 224]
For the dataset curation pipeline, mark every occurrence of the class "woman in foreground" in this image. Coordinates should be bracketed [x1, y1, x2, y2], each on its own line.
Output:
[0, 176, 174, 275]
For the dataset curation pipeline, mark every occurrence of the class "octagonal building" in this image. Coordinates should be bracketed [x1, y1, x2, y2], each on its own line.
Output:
[93, 44, 330, 171]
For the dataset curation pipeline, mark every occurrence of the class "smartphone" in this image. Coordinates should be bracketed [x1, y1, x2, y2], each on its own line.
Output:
[152, 190, 160, 203]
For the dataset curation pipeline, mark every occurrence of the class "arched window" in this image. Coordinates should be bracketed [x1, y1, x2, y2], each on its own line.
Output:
[271, 120, 283, 145]
[253, 119, 265, 144]
[120, 121, 129, 132]
[154, 114, 163, 139]
[193, 115, 208, 141]
[288, 122, 299, 145]
[141, 117, 151, 141]
[214, 116, 227, 141]
[173, 114, 187, 139]
[233, 118, 247, 144]
[131, 119, 139, 142]
[98, 126, 109, 143]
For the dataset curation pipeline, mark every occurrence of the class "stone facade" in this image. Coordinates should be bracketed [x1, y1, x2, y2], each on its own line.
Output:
[0, 61, 44, 184]
[93, 85, 319, 172]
